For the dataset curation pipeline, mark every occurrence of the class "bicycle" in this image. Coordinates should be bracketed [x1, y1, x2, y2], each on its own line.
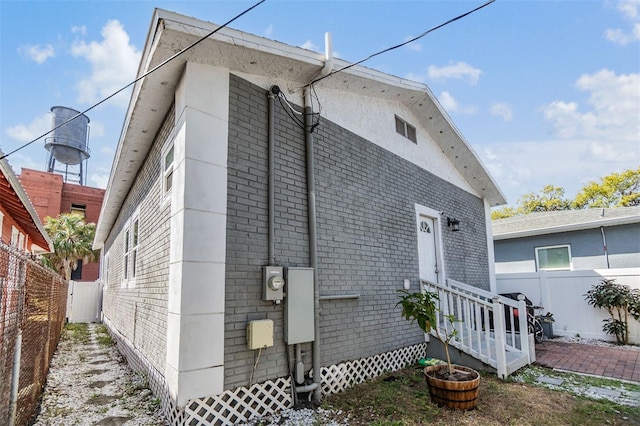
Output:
[528, 305, 545, 344]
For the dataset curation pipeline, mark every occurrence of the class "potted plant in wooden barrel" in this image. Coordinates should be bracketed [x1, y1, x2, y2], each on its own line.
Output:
[397, 289, 480, 410]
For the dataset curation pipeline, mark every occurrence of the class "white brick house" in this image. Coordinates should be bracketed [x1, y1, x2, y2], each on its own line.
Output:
[94, 9, 506, 425]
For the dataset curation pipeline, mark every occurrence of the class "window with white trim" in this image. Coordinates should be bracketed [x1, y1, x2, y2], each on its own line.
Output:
[10, 226, 24, 250]
[162, 143, 175, 197]
[535, 245, 572, 271]
[123, 213, 140, 287]
[395, 115, 417, 143]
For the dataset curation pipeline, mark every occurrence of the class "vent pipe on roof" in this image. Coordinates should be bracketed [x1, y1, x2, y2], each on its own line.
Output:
[320, 32, 333, 77]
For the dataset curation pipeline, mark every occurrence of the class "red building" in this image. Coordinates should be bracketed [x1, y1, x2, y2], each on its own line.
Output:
[0, 157, 53, 254]
[19, 168, 105, 281]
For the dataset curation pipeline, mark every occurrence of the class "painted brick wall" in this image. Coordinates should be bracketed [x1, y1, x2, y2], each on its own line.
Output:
[102, 106, 174, 374]
[225, 75, 490, 389]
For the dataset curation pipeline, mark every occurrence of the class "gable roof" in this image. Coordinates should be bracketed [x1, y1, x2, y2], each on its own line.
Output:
[0, 150, 54, 252]
[95, 8, 505, 248]
[492, 206, 640, 240]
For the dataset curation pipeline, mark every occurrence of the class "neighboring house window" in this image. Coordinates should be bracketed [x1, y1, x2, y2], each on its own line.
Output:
[10, 226, 24, 250]
[395, 115, 417, 143]
[162, 143, 175, 197]
[123, 214, 140, 286]
[535, 245, 572, 271]
[70, 204, 86, 218]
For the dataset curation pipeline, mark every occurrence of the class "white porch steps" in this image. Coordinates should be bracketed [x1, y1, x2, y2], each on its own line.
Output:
[422, 279, 534, 378]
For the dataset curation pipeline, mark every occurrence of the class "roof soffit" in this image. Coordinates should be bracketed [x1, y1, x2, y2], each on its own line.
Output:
[96, 9, 506, 245]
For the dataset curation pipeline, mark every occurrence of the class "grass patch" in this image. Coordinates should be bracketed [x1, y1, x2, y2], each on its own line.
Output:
[64, 323, 90, 344]
[95, 324, 114, 347]
[323, 364, 640, 425]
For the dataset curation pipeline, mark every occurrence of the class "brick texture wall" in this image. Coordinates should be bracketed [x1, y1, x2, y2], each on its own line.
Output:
[101, 106, 175, 374]
[224, 75, 489, 389]
[19, 168, 106, 281]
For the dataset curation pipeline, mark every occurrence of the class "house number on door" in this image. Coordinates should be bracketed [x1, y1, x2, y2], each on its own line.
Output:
[420, 221, 430, 233]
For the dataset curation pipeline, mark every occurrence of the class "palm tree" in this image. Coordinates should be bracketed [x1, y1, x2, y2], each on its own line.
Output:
[42, 213, 98, 281]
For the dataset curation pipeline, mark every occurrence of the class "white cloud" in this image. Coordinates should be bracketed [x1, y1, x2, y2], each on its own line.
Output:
[618, 0, 640, 19]
[300, 40, 319, 51]
[89, 120, 105, 138]
[427, 61, 482, 85]
[437, 91, 477, 114]
[2, 152, 42, 175]
[490, 102, 513, 121]
[71, 20, 140, 108]
[543, 69, 640, 142]
[89, 171, 109, 189]
[71, 25, 87, 35]
[438, 91, 458, 111]
[477, 137, 639, 205]
[6, 113, 51, 142]
[19, 44, 55, 64]
[605, 0, 640, 44]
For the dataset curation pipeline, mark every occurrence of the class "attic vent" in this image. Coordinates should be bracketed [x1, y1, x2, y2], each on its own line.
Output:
[395, 115, 416, 143]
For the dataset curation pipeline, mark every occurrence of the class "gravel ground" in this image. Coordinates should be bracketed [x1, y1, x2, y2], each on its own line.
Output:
[33, 326, 636, 426]
[33, 323, 165, 426]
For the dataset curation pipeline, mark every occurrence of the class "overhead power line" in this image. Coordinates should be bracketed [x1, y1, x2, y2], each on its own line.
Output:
[309, 0, 495, 86]
[0, 0, 267, 161]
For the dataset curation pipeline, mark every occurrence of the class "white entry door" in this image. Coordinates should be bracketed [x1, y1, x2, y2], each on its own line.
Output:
[417, 213, 441, 284]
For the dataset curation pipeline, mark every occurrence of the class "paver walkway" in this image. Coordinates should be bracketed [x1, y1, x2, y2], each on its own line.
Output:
[534, 340, 640, 383]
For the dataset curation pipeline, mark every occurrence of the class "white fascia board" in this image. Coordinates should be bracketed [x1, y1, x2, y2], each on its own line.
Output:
[493, 215, 640, 240]
[94, 10, 177, 249]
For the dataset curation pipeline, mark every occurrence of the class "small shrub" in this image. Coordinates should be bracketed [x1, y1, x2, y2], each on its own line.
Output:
[584, 279, 640, 344]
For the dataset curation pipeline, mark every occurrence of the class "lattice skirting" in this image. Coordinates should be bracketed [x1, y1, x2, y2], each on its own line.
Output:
[319, 342, 428, 395]
[103, 322, 427, 426]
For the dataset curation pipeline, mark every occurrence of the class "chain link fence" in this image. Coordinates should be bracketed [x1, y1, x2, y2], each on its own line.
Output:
[0, 242, 68, 426]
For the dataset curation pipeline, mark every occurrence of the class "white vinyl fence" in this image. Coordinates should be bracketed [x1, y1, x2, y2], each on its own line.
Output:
[66, 280, 102, 323]
[496, 268, 640, 344]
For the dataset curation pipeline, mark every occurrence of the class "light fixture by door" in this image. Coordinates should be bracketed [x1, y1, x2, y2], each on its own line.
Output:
[447, 217, 460, 232]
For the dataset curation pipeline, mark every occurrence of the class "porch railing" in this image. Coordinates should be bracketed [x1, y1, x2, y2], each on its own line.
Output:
[421, 279, 530, 378]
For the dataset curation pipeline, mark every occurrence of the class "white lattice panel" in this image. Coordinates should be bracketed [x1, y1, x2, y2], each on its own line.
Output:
[320, 342, 427, 395]
[184, 377, 293, 425]
[106, 318, 426, 425]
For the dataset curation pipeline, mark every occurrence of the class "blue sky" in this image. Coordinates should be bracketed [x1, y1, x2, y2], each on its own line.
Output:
[1, 0, 638, 206]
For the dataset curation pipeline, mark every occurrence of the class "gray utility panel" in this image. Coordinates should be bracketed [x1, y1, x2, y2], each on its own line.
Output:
[285, 267, 315, 344]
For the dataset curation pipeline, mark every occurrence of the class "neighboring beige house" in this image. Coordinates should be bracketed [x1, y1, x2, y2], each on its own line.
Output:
[94, 9, 516, 424]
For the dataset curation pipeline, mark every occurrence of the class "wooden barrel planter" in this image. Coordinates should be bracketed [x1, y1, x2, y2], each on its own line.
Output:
[423, 365, 480, 410]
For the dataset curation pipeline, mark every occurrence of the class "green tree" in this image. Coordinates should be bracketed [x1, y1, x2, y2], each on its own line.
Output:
[518, 185, 571, 213]
[491, 206, 518, 220]
[42, 213, 98, 281]
[572, 167, 640, 209]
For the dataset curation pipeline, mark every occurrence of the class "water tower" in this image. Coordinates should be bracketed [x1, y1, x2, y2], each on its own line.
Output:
[45, 106, 91, 185]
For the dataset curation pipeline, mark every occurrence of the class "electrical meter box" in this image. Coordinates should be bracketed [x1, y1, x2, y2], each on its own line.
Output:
[247, 319, 274, 350]
[263, 266, 284, 301]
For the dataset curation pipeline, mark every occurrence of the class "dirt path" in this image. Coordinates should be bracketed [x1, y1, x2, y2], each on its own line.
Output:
[32, 323, 165, 426]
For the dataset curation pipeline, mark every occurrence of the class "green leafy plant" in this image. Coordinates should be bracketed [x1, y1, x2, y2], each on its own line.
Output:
[584, 279, 640, 344]
[396, 290, 460, 375]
